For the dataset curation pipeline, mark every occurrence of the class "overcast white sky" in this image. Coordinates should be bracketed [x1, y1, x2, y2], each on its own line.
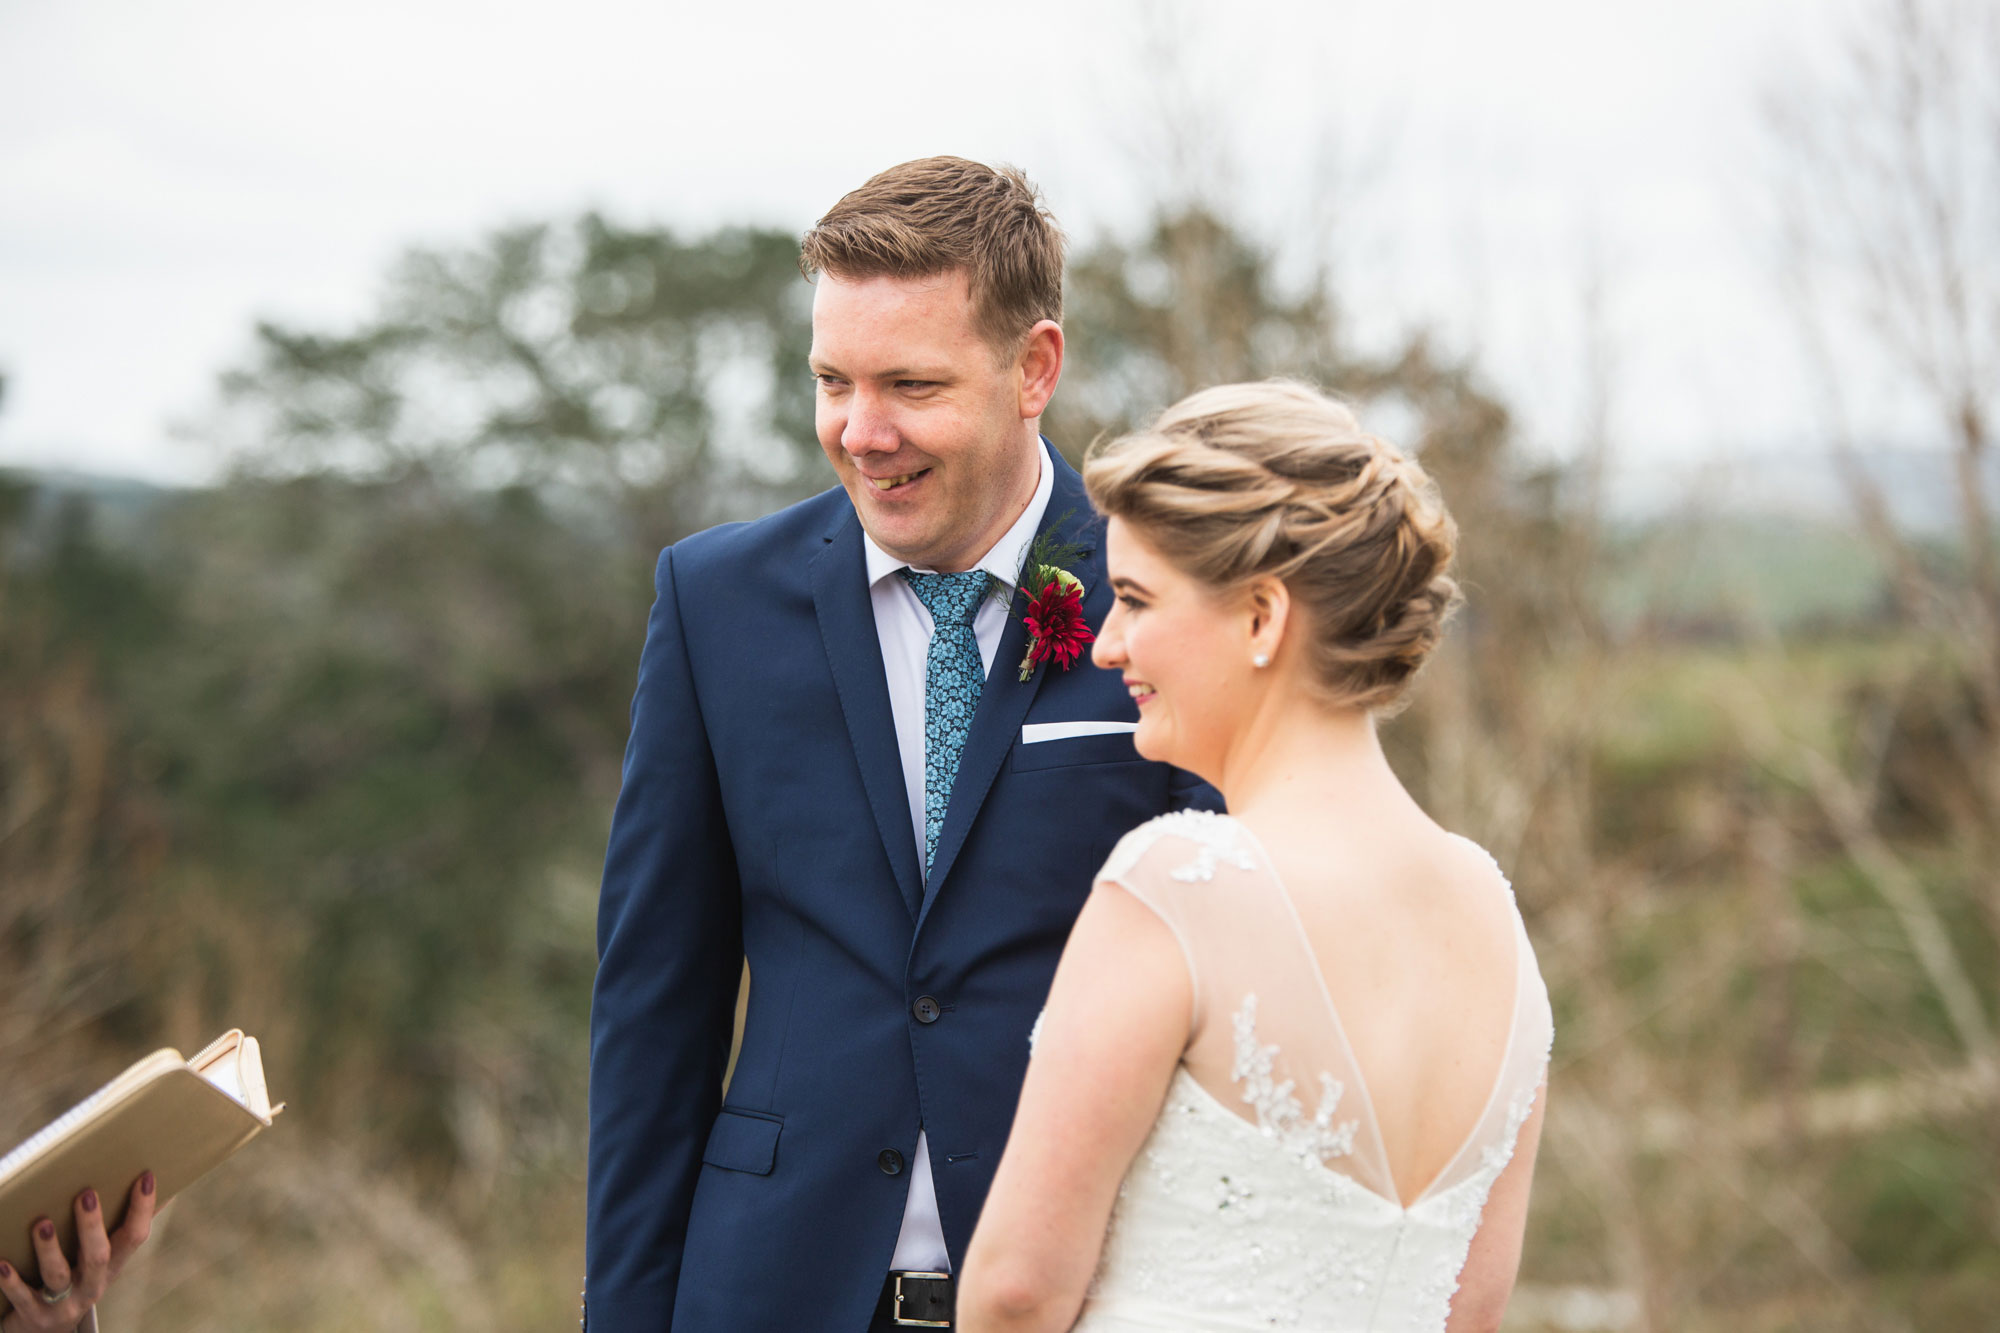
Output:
[1, 0, 1829, 484]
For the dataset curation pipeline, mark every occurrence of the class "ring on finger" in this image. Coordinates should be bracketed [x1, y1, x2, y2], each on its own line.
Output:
[37, 1283, 71, 1304]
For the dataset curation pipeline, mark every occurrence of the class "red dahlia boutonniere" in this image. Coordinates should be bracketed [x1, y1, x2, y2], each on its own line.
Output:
[1013, 518, 1096, 682]
[1018, 567, 1095, 681]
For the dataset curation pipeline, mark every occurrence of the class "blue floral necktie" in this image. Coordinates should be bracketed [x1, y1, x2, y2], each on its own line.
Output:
[900, 569, 992, 876]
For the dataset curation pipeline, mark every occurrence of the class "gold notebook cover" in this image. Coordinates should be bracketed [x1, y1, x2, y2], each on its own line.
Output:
[0, 1030, 283, 1287]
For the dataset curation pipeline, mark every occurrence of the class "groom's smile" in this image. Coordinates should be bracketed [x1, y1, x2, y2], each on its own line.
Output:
[809, 268, 1060, 575]
[866, 467, 931, 492]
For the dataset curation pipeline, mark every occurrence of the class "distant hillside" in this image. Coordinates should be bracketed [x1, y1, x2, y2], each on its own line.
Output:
[0, 454, 1968, 634]
[1604, 514, 1893, 634]
[1605, 446, 2000, 534]
[0, 466, 183, 550]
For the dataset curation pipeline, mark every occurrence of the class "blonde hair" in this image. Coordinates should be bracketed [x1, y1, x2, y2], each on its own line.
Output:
[799, 156, 1065, 352]
[1083, 380, 1460, 715]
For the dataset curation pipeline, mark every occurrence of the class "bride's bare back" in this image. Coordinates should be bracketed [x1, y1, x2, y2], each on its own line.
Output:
[1043, 807, 1551, 1331]
[1243, 810, 1522, 1206]
[1116, 807, 1542, 1215]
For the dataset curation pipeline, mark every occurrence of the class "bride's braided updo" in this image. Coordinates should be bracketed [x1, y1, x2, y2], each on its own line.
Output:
[1083, 380, 1461, 715]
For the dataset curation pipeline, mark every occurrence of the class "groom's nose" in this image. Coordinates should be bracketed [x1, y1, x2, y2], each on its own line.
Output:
[840, 389, 900, 458]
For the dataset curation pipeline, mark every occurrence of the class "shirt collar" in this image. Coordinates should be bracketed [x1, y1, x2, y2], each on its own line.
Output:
[862, 439, 1057, 592]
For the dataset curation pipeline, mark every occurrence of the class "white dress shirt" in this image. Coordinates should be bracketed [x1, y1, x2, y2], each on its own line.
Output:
[861, 440, 1055, 1274]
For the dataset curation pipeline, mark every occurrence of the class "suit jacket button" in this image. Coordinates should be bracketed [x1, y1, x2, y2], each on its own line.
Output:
[878, 1148, 905, 1176]
[912, 995, 942, 1024]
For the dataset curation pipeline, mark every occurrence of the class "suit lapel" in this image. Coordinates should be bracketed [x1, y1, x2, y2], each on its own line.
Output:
[812, 509, 926, 920]
[917, 446, 1101, 930]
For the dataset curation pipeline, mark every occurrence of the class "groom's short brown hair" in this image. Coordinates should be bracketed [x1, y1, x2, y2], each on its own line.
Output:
[800, 156, 1065, 352]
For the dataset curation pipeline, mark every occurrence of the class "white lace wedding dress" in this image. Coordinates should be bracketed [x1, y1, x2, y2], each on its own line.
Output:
[1054, 810, 1553, 1333]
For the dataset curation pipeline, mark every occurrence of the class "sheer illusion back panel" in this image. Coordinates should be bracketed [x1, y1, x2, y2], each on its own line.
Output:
[1071, 810, 1555, 1331]
[1097, 810, 1549, 1211]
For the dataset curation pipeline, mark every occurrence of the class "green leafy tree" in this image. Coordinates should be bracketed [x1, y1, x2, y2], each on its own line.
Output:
[152, 216, 822, 1176]
[213, 215, 820, 553]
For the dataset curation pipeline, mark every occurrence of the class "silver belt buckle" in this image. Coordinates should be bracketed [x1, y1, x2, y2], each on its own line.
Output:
[893, 1270, 952, 1328]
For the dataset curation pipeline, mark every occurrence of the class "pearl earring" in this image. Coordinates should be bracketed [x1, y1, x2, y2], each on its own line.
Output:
[1253, 653, 1270, 669]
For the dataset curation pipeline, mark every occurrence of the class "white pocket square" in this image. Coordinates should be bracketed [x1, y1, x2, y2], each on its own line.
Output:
[1021, 721, 1139, 743]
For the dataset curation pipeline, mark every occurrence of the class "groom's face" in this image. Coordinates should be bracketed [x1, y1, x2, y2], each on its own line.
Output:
[810, 269, 1047, 574]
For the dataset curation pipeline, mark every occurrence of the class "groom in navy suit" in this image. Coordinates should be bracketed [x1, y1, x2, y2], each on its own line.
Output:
[584, 157, 1221, 1332]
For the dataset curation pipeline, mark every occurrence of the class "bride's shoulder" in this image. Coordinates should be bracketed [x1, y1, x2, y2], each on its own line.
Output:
[1419, 830, 1543, 999]
[1441, 828, 1502, 871]
[1098, 808, 1255, 887]
[1432, 831, 1530, 929]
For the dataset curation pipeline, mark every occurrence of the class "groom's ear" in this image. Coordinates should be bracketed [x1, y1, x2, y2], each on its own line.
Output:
[1016, 320, 1064, 419]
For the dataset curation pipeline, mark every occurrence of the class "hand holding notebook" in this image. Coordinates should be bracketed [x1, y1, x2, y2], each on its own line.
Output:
[0, 1030, 283, 1329]
[0, 1172, 153, 1333]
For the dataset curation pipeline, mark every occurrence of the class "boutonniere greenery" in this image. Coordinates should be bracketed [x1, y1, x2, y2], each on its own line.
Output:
[1011, 513, 1096, 682]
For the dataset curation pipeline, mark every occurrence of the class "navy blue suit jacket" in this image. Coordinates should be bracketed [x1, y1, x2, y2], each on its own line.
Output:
[585, 441, 1223, 1331]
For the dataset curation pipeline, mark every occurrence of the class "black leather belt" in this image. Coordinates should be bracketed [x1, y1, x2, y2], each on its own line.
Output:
[877, 1270, 953, 1327]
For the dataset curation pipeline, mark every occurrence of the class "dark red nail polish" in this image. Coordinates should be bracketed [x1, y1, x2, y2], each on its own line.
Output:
[0, 1260, 12, 1278]
[36, 1220, 54, 1241]
[140, 1170, 155, 1197]
[81, 1189, 98, 1213]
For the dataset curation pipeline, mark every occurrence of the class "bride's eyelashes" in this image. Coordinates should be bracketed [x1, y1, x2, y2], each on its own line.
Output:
[1116, 593, 1148, 610]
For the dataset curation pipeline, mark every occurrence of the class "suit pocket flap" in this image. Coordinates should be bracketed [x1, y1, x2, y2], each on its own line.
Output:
[702, 1109, 782, 1175]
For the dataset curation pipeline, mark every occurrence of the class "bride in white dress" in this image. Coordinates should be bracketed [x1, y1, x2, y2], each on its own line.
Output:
[957, 381, 1552, 1333]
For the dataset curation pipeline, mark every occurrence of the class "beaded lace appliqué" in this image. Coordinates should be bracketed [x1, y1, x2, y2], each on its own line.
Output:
[1404, 1071, 1548, 1325]
[1229, 994, 1360, 1166]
